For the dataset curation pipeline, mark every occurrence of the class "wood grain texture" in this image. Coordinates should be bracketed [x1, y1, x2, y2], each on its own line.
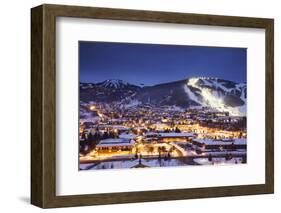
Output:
[265, 20, 274, 193]
[31, 5, 43, 207]
[31, 4, 274, 208]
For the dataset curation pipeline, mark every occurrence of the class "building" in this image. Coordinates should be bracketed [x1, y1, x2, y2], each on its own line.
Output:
[192, 138, 246, 150]
[95, 138, 135, 152]
[158, 132, 195, 142]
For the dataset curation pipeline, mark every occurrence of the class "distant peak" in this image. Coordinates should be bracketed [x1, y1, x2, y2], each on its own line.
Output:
[188, 77, 219, 80]
[97, 79, 139, 89]
[105, 79, 128, 84]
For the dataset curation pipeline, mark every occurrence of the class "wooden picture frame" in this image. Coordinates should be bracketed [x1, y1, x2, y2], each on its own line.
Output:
[31, 4, 274, 208]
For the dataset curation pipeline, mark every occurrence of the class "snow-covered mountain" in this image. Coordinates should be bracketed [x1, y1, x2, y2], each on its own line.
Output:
[80, 80, 140, 102]
[184, 77, 246, 116]
[95, 79, 134, 89]
[80, 79, 138, 89]
[80, 77, 246, 116]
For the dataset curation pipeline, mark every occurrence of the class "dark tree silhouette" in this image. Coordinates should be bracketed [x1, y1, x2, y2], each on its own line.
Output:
[81, 132, 86, 140]
[208, 154, 213, 162]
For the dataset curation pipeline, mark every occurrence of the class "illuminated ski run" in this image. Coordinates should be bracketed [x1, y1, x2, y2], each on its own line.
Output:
[187, 77, 245, 116]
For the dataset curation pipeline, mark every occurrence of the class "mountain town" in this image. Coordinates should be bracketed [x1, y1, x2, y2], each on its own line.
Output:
[79, 77, 247, 170]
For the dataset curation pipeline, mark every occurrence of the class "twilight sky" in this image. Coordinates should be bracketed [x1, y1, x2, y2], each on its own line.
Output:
[79, 41, 246, 86]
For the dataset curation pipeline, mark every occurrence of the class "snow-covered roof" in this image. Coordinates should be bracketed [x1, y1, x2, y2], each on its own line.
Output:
[133, 127, 147, 130]
[96, 138, 135, 147]
[159, 132, 195, 138]
[145, 132, 160, 136]
[80, 116, 100, 124]
[119, 133, 136, 139]
[192, 138, 246, 146]
[110, 125, 130, 130]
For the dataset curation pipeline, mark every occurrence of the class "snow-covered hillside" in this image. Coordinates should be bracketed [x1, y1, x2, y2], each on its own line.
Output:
[80, 77, 247, 116]
[185, 77, 246, 116]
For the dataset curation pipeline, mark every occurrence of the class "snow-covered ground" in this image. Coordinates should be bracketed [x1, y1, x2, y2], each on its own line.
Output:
[194, 157, 244, 165]
[183, 84, 202, 105]
[80, 158, 187, 170]
[79, 163, 96, 170]
[121, 99, 141, 109]
[170, 142, 193, 156]
[80, 156, 244, 170]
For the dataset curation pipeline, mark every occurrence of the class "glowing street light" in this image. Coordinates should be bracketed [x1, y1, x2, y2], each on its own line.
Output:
[90, 105, 96, 110]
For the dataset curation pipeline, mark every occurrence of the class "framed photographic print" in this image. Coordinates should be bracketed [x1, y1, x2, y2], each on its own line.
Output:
[31, 4, 274, 208]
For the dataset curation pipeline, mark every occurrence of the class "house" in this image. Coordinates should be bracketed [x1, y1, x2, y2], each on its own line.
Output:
[95, 138, 135, 152]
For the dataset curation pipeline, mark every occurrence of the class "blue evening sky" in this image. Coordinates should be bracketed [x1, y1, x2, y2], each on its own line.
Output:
[79, 41, 246, 86]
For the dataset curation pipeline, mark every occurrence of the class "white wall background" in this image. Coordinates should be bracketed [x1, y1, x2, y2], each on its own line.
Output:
[0, 0, 279, 212]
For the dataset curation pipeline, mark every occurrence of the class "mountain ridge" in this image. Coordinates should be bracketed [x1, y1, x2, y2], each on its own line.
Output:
[80, 77, 246, 116]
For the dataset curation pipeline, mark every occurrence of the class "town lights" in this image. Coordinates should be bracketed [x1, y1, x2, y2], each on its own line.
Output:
[90, 105, 96, 110]
[162, 118, 168, 123]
